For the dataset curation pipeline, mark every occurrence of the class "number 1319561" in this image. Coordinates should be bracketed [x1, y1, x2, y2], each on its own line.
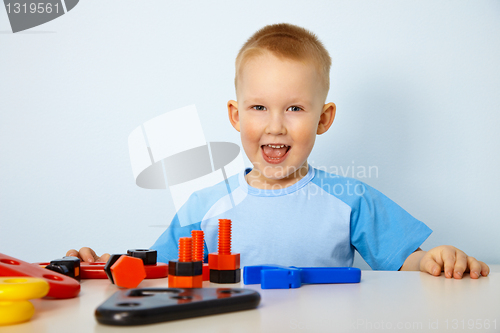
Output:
[444, 319, 497, 330]
[6, 3, 60, 14]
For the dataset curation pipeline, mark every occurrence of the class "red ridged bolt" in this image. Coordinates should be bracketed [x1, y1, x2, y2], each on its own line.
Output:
[218, 219, 232, 255]
[178, 237, 192, 262]
[191, 230, 204, 262]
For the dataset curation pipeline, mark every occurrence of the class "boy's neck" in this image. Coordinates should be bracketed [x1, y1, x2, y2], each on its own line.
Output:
[244, 162, 309, 190]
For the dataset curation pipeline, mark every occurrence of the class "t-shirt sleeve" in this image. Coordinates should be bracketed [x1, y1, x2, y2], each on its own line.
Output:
[348, 180, 432, 270]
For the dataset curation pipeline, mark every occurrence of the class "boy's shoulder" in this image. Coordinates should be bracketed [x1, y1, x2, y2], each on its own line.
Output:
[190, 170, 241, 201]
[309, 166, 380, 207]
[311, 166, 366, 188]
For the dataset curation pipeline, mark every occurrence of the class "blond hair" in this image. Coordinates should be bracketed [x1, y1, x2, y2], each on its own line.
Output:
[235, 23, 331, 93]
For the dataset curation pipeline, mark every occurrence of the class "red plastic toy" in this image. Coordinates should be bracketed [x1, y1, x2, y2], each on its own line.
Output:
[208, 219, 241, 283]
[0, 253, 80, 299]
[192, 230, 211, 281]
[168, 274, 203, 288]
[110, 256, 146, 289]
[37, 261, 168, 279]
[202, 263, 210, 281]
[80, 262, 108, 279]
[168, 236, 203, 288]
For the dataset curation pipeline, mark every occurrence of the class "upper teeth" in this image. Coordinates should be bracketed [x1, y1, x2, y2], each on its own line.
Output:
[267, 144, 287, 148]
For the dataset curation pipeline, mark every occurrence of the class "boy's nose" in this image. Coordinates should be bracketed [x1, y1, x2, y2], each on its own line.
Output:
[265, 112, 286, 135]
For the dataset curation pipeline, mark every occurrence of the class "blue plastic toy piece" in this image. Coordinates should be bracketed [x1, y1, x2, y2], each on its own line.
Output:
[243, 265, 361, 289]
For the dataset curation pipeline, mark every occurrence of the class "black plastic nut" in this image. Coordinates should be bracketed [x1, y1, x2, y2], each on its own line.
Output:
[104, 254, 126, 284]
[209, 269, 241, 284]
[168, 261, 202, 276]
[45, 263, 70, 276]
[45, 256, 81, 281]
[127, 249, 157, 265]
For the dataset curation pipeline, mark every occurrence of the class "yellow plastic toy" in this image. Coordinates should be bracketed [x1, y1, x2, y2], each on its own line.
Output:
[0, 300, 35, 325]
[0, 277, 49, 326]
[0, 277, 49, 301]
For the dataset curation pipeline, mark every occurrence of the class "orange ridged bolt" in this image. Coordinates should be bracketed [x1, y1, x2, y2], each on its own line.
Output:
[178, 237, 192, 262]
[218, 219, 232, 255]
[191, 230, 204, 262]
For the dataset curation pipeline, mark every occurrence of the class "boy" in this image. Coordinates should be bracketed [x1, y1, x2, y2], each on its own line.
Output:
[68, 23, 489, 278]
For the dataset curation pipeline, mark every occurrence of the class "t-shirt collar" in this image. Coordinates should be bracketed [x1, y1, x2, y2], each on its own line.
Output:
[239, 164, 315, 197]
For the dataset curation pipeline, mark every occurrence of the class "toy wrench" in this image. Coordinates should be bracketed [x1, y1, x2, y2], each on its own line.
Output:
[243, 265, 361, 289]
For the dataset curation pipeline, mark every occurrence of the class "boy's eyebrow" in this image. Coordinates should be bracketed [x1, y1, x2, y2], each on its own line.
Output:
[241, 97, 314, 106]
[241, 98, 266, 105]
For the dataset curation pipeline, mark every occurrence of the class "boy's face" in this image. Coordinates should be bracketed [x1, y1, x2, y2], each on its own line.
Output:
[228, 51, 335, 187]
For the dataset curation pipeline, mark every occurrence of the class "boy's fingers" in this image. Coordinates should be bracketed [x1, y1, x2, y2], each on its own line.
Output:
[453, 250, 468, 279]
[468, 257, 483, 279]
[78, 247, 98, 263]
[99, 253, 110, 263]
[66, 249, 81, 260]
[441, 248, 456, 279]
[480, 261, 490, 277]
[420, 256, 442, 276]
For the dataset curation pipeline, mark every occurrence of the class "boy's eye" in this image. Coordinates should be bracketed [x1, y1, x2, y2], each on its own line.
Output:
[252, 105, 267, 111]
[287, 106, 302, 112]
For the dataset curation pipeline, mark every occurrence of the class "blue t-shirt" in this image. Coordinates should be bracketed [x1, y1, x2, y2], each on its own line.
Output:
[151, 166, 432, 270]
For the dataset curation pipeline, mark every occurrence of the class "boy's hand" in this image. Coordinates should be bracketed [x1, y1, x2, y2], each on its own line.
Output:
[66, 247, 110, 263]
[419, 245, 489, 279]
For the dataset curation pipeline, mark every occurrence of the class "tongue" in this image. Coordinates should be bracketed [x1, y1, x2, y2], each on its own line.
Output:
[263, 145, 288, 158]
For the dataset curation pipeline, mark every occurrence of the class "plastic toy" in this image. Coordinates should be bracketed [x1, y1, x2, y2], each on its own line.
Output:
[243, 265, 361, 289]
[0, 300, 35, 326]
[202, 263, 210, 281]
[0, 277, 49, 301]
[80, 262, 109, 279]
[0, 277, 49, 326]
[76, 261, 168, 279]
[103, 255, 146, 289]
[0, 253, 80, 298]
[102, 249, 167, 288]
[44, 256, 81, 281]
[208, 219, 241, 283]
[95, 287, 261, 325]
[167, 274, 203, 288]
[191, 230, 210, 281]
[67, 249, 167, 280]
[168, 237, 203, 288]
[103, 254, 127, 284]
[127, 249, 157, 265]
[111, 256, 146, 289]
[37, 261, 107, 279]
[191, 231, 204, 262]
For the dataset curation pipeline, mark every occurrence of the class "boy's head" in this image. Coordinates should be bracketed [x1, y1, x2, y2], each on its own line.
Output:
[235, 23, 332, 100]
[228, 23, 336, 188]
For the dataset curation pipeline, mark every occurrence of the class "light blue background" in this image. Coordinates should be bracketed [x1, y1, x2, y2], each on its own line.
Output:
[1, 1, 499, 268]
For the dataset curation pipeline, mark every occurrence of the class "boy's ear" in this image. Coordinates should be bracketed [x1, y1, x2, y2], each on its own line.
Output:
[227, 100, 240, 132]
[317, 102, 336, 135]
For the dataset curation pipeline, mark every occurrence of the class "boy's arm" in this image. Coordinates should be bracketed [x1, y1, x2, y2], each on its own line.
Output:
[399, 245, 490, 279]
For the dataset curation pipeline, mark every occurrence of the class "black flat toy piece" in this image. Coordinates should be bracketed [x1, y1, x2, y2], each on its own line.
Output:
[95, 287, 261, 326]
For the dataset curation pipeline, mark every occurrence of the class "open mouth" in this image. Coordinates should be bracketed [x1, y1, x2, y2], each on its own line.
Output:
[261, 144, 291, 164]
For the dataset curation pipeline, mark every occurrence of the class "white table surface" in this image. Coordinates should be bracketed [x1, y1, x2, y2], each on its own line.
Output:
[2, 265, 499, 333]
